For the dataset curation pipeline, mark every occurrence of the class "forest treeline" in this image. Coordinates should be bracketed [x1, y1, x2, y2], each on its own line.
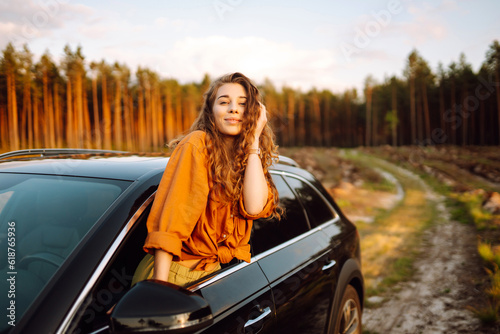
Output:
[0, 40, 499, 152]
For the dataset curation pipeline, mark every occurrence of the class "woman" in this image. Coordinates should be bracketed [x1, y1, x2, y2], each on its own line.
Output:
[133, 72, 281, 287]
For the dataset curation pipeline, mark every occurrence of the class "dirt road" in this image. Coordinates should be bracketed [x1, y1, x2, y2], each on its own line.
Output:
[362, 204, 494, 333]
[281, 147, 499, 333]
[358, 159, 498, 334]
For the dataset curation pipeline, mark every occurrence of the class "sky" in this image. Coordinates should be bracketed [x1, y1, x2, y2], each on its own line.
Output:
[0, 0, 499, 93]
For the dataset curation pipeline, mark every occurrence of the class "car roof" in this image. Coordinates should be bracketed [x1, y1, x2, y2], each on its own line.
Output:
[0, 155, 169, 181]
[0, 151, 303, 181]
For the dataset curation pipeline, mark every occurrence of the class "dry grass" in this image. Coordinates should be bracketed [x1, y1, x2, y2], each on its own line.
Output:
[356, 175, 435, 295]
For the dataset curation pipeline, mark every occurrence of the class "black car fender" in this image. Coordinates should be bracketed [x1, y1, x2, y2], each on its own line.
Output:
[326, 257, 364, 333]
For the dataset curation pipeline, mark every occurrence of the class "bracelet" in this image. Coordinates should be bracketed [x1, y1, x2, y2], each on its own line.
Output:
[248, 148, 261, 157]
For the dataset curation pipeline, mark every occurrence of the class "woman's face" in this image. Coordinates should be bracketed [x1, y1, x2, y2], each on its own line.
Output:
[212, 83, 247, 137]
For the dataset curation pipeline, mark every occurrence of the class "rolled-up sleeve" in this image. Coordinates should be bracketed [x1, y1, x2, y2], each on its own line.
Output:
[143, 139, 209, 257]
[238, 182, 275, 220]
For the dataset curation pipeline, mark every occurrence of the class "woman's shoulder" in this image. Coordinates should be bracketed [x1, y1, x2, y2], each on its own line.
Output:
[177, 130, 207, 150]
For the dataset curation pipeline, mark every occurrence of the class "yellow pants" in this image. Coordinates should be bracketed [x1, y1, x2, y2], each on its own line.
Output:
[131, 253, 221, 287]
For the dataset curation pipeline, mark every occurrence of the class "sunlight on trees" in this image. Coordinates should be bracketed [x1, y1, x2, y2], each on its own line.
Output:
[0, 41, 499, 152]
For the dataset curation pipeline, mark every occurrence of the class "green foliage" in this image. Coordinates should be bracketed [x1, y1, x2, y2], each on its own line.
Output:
[478, 242, 500, 270]
[468, 265, 500, 325]
[486, 266, 500, 300]
[469, 302, 499, 325]
[446, 197, 474, 225]
[384, 109, 398, 127]
[362, 330, 381, 334]
[451, 192, 496, 230]
[382, 257, 414, 286]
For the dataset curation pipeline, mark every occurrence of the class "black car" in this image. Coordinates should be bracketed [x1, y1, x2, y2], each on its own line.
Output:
[0, 149, 363, 334]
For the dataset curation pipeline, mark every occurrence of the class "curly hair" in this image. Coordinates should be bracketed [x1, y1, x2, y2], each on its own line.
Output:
[170, 72, 281, 219]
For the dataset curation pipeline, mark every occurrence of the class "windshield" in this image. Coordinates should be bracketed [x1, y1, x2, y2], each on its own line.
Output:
[0, 173, 131, 330]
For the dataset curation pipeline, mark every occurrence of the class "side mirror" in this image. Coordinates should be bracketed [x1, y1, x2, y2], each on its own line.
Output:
[110, 280, 213, 333]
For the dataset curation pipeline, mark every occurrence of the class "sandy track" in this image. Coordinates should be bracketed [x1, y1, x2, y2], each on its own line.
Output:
[362, 165, 498, 334]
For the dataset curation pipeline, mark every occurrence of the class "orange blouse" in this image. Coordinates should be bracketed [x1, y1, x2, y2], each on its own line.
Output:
[143, 131, 275, 271]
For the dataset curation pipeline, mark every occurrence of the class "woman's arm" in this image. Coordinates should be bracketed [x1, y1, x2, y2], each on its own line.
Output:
[243, 103, 269, 215]
[153, 249, 173, 281]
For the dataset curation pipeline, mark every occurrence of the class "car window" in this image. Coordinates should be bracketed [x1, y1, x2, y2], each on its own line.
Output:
[251, 174, 310, 256]
[70, 205, 150, 333]
[284, 176, 336, 228]
[0, 173, 130, 330]
[0, 191, 13, 215]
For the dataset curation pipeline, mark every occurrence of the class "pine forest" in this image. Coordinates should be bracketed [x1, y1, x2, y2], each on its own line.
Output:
[0, 40, 499, 153]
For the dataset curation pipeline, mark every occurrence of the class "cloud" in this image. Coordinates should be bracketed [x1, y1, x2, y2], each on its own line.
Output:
[399, 2, 451, 45]
[153, 17, 198, 33]
[146, 36, 338, 91]
[0, 0, 93, 47]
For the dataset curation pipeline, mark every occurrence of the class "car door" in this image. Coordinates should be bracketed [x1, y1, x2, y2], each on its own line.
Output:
[67, 196, 276, 334]
[193, 262, 276, 334]
[281, 174, 343, 333]
[251, 173, 338, 334]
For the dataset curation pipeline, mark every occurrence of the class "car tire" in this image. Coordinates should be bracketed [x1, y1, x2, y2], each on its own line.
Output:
[333, 284, 362, 334]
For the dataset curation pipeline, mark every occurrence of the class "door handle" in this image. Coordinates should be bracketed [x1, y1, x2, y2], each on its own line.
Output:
[244, 306, 272, 328]
[322, 259, 336, 271]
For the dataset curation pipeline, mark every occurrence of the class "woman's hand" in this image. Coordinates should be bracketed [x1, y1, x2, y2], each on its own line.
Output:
[251, 102, 268, 148]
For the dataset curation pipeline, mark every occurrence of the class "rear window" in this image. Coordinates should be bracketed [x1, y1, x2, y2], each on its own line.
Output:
[284, 176, 336, 228]
[0, 173, 131, 329]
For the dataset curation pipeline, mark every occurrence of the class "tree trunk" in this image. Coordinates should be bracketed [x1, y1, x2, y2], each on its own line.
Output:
[311, 93, 321, 145]
[156, 83, 164, 148]
[76, 73, 84, 147]
[495, 69, 500, 145]
[33, 95, 41, 147]
[0, 106, 8, 149]
[145, 83, 153, 150]
[66, 79, 74, 147]
[409, 76, 416, 144]
[480, 98, 485, 145]
[54, 83, 63, 147]
[46, 72, 57, 147]
[372, 93, 378, 146]
[322, 95, 331, 146]
[422, 81, 431, 143]
[365, 87, 372, 146]
[286, 92, 295, 146]
[49, 86, 57, 147]
[102, 74, 112, 150]
[298, 97, 305, 146]
[416, 89, 423, 143]
[450, 79, 457, 145]
[7, 72, 20, 150]
[152, 82, 160, 149]
[391, 83, 398, 146]
[82, 85, 91, 148]
[345, 93, 352, 147]
[124, 93, 134, 150]
[114, 78, 123, 150]
[92, 76, 101, 148]
[439, 83, 446, 142]
[21, 78, 31, 148]
[165, 86, 174, 143]
[138, 87, 146, 151]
